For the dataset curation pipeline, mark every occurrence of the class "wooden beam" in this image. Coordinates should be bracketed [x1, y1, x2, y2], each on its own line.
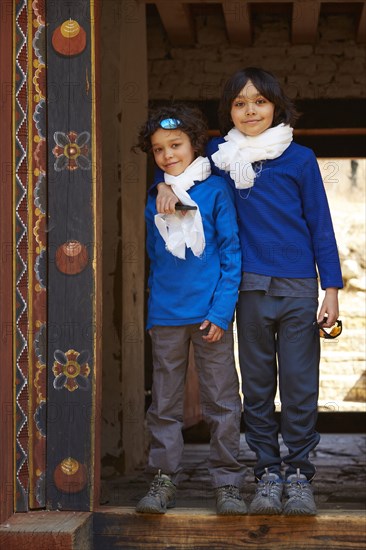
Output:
[292, 0, 320, 44]
[155, 2, 195, 46]
[94, 508, 366, 549]
[0, 0, 14, 524]
[0, 511, 92, 549]
[120, 0, 148, 473]
[222, 0, 252, 46]
[356, 2, 366, 43]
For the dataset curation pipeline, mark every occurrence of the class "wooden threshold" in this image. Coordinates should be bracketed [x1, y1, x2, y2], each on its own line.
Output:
[2, 507, 364, 549]
[93, 506, 366, 549]
[0, 511, 92, 550]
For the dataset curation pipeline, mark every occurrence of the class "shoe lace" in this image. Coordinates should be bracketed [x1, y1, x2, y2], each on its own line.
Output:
[219, 485, 241, 501]
[260, 479, 281, 497]
[258, 468, 282, 497]
[288, 475, 311, 500]
[147, 471, 172, 497]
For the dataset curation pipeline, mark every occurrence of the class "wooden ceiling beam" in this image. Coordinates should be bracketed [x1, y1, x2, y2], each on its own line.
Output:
[144, 0, 366, 46]
[292, 0, 320, 44]
[155, 2, 195, 46]
[222, 1, 252, 46]
[356, 2, 366, 43]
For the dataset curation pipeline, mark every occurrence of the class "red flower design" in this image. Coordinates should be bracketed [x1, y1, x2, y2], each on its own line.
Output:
[52, 349, 91, 392]
[52, 131, 91, 172]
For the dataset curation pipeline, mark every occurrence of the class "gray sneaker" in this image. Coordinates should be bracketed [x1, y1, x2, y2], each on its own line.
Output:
[215, 485, 247, 515]
[136, 470, 176, 514]
[249, 469, 283, 515]
[283, 469, 317, 516]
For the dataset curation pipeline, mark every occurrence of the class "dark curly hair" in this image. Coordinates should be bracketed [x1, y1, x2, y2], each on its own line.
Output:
[218, 67, 300, 135]
[134, 103, 208, 156]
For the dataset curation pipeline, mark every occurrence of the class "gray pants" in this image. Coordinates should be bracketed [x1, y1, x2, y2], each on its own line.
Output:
[146, 323, 244, 488]
[236, 292, 320, 480]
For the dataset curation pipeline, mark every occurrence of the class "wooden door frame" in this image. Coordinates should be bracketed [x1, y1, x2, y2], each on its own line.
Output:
[0, 0, 148, 522]
[0, 0, 103, 520]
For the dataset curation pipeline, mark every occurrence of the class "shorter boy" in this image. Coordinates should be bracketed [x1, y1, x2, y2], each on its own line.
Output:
[134, 104, 246, 515]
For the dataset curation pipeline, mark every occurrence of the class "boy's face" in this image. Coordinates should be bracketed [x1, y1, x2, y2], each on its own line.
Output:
[151, 128, 195, 176]
[230, 80, 275, 137]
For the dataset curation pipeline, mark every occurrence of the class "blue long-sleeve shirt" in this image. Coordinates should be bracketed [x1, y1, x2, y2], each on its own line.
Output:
[205, 138, 343, 289]
[145, 173, 241, 330]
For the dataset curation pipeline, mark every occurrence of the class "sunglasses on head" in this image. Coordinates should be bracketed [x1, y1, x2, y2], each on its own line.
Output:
[159, 118, 182, 130]
[318, 318, 342, 339]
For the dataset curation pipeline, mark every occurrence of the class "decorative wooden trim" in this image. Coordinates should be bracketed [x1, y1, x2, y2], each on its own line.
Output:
[90, 0, 102, 511]
[0, 0, 14, 524]
[13, 0, 30, 513]
[27, 0, 47, 510]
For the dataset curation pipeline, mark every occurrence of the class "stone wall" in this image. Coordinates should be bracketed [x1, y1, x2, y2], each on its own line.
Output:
[318, 159, 365, 412]
[147, 10, 366, 413]
[147, 11, 366, 101]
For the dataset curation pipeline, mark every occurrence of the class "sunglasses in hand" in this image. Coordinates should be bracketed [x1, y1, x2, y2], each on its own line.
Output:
[317, 317, 342, 339]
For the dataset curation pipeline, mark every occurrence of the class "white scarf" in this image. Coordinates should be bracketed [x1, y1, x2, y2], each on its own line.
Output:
[154, 156, 211, 259]
[211, 123, 293, 189]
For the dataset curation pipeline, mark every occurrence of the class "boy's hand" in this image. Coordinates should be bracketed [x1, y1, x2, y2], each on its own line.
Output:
[157, 183, 179, 214]
[317, 287, 339, 327]
[200, 320, 224, 343]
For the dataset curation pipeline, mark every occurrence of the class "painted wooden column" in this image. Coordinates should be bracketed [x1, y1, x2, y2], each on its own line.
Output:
[46, 0, 101, 510]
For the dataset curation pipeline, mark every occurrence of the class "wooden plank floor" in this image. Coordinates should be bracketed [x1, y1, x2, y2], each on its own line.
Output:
[96, 434, 366, 549]
[100, 434, 366, 512]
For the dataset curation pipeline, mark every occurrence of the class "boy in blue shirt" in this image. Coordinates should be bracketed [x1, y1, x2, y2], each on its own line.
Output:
[134, 104, 246, 515]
